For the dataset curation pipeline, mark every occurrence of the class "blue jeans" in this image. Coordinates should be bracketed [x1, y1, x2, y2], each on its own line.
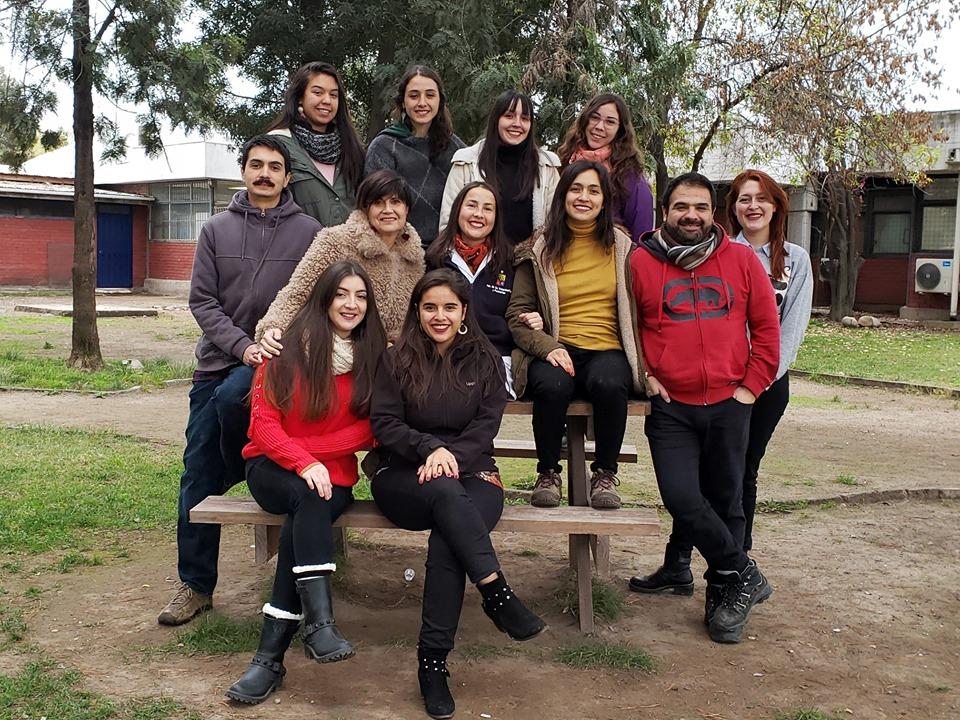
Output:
[177, 364, 254, 595]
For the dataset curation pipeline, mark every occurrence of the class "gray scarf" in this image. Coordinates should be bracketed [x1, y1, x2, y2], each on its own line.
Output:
[658, 223, 721, 271]
[292, 121, 342, 165]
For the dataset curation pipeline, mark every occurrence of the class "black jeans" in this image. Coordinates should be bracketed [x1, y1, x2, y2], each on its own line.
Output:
[371, 463, 504, 653]
[644, 396, 752, 574]
[246, 455, 354, 614]
[667, 373, 791, 555]
[176, 364, 253, 596]
[527, 345, 632, 473]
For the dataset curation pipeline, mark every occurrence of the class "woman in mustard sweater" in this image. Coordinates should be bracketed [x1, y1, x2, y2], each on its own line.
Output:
[506, 161, 647, 510]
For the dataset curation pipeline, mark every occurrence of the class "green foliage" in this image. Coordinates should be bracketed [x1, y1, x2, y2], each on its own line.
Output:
[795, 320, 960, 388]
[0, 69, 63, 170]
[0, 605, 27, 646]
[758, 499, 809, 514]
[0, 348, 193, 391]
[0, 427, 182, 554]
[774, 711, 839, 720]
[57, 551, 104, 573]
[834, 474, 859, 487]
[554, 640, 657, 671]
[0, 659, 197, 720]
[555, 572, 625, 623]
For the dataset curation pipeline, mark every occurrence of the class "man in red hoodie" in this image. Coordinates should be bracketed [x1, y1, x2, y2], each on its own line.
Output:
[628, 172, 780, 643]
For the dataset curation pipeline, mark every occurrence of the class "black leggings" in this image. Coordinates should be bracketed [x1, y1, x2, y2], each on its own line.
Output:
[246, 456, 354, 615]
[371, 463, 504, 653]
[527, 345, 632, 473]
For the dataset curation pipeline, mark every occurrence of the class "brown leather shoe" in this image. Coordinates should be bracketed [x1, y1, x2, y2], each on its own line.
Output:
[589, 469, 622, 509]
[530, 470, 562, 507]
[158, 582, 212, 626]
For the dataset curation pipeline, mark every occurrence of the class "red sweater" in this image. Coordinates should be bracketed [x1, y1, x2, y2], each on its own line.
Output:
[242, 362, 374, 487]
[630, 228, 780, 405]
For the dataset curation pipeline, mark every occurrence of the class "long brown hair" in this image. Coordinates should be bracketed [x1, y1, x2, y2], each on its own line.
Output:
[725, 169, 789, 279]
[540, 160, 615, 269]
[266, 61, 366, 193]
[394, 65, 454, 162]
[477, 90, 541, 200]
[557, 93, 645, 205]
[426, 181, 512, 274]
[263, 260, 387, 420]
[390, 269, 503, 406]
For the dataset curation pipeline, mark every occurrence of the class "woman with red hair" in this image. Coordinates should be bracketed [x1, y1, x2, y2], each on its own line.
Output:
[630, 169, 812, 596]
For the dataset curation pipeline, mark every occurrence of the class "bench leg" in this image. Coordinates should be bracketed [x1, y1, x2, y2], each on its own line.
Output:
[334, 527, 349, 562]
[571, 534, 595, 634]
[590, 535, 611, 578]
[254, 524, 280, 565]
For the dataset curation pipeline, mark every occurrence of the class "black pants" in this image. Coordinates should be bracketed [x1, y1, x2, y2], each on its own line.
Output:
[527, 345, 632, 473]
[645, 396, 752, 574]
[668, 373, 791, 555]
[371, 463, 503, 653]
[246, 456, 354, 615]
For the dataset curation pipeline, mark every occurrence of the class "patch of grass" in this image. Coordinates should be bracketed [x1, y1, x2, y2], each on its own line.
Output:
[0, 659, 198, 719]
[0, 347, 193, 391]
[555, 572, 625, 623]
[818, 500, 838, 510]
[774, 711, 839, 720]
[24, 586, 42, 598]
[554, 640, 657, 672]
[1, 559, 22, 574]
[517, 548, 540, 557]
[169, 611, 262, 655]
[457, 642, 520, 661]
[795, 318, 960, 388]
[0, 426, 182, 554]
[57, 550, 104, 573]
[931, 684, 951, 693]
[834, 474, 859, 486]
[758, 499, 809, 514]
[790, 395, 854, 410]
[0, 605, 27, 646]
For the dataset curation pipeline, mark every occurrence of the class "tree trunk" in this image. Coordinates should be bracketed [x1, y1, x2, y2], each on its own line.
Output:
[69, 0, 103, 370]
[647, 103, 670, 227]
[823, 174, 864, 321]
[364, 34, 396, 143]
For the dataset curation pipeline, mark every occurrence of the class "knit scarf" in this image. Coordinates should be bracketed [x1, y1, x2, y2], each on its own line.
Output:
[332, 334, 354, 375]
[657, 223, 721, 271]
[569, 143, 613, 170]
[292, 121, 342, 165]
[454, 233, 490, 273]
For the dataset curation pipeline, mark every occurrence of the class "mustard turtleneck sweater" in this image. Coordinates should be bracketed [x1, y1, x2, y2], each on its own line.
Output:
[553, 218, 621, 351]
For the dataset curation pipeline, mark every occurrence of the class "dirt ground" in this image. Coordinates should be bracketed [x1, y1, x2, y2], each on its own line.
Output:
[1, 295, 958, 719]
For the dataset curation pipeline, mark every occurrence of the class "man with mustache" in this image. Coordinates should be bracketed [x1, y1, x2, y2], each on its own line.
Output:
[627, 172, 781, 644]
[159, 135, 322, 626]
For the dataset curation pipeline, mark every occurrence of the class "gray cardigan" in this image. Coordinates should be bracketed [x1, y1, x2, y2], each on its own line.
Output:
[732, 233, 813, 379]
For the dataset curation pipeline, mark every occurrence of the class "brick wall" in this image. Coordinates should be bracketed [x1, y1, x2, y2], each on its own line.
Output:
[147, 240, 196, 281]
[0, 217, 74, 286]
[855, 257, 908, 308]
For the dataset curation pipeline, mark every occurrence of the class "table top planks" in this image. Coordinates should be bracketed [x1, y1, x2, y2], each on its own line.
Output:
[504, 399, 650, 416]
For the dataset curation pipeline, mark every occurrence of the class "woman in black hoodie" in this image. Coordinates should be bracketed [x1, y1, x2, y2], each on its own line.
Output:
[370, 269, 545, 719]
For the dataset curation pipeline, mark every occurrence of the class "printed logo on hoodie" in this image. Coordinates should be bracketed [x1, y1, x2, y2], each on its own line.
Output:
[662, 276, 734, 321]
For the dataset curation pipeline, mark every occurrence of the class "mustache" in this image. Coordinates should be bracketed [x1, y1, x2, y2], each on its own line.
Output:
[253, 179, 275, 186]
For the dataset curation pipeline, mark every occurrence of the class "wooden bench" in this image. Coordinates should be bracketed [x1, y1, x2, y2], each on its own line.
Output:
[190, 398, 654, 633]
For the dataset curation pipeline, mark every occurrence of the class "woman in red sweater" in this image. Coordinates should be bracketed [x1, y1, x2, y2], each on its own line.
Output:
[226, 260, 387, 705]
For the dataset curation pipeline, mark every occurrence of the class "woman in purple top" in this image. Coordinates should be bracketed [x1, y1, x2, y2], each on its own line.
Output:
[558, 93, 654, 244]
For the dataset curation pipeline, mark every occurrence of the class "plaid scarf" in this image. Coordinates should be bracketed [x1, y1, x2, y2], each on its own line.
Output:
[657, 223, 721, 270]
[568, 143, 613, 170]
[292, 121, 342, 165]
[454, 234, 490, 273]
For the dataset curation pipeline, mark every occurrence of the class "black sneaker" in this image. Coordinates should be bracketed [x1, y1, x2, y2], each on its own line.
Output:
[703, 583, 723, 625]
[708, 560, 773, 643]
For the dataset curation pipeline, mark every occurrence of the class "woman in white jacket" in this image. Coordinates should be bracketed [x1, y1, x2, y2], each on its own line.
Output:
[440, 90, 560, 245]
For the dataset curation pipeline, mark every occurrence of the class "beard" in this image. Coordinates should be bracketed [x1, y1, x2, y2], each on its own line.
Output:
[664, 218, 713, 246]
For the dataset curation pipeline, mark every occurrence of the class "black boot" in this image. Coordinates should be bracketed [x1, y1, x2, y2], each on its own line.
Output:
[703, 582, 724, 626]
[628, 544, 694, 595]
[225, 615, 299, 704]
[296, 575, 354, 663]
[418, 648, 455, 719]
[479, 572, 546, 641]
[708, 559, 773, 644]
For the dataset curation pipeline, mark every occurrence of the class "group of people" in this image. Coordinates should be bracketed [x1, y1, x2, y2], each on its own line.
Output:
[156, 60, 812, 720]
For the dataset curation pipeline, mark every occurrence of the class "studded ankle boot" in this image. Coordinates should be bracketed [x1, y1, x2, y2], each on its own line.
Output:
[478, 572, 546, 641]
[418, 648, 455, 719]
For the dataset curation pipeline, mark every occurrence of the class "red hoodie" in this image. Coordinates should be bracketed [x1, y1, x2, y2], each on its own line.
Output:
[242, 361, 374, 486]
[630, 226, 780, 405]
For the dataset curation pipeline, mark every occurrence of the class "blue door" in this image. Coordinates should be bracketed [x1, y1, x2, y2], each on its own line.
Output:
[96, 205, 133, 288]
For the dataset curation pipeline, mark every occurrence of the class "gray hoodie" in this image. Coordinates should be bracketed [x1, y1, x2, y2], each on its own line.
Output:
[189, 189, 322, 372]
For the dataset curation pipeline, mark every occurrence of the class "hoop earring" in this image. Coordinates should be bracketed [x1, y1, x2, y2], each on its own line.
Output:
[457, 323, 468, 335]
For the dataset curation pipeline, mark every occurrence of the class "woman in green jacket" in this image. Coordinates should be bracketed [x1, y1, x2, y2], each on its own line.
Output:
[266, 61, 366, 227]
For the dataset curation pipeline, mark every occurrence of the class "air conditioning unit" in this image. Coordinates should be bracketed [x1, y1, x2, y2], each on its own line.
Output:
[818, 257, 835, 283]
[947, 147, 960, 164]
[914, 258, 954, 294]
